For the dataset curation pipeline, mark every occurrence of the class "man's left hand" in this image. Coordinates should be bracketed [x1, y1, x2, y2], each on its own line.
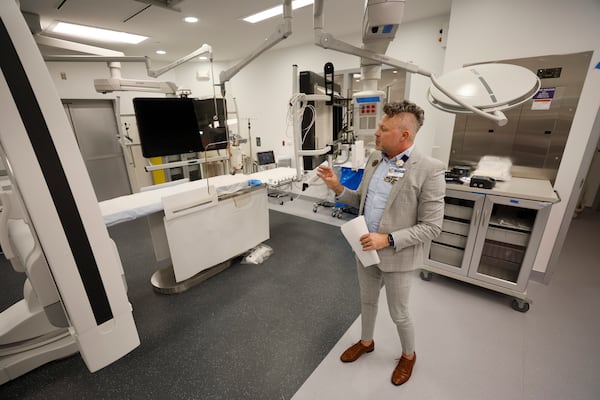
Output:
[359, 232, 391, 251]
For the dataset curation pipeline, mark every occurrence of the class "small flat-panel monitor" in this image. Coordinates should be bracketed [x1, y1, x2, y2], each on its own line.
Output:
[193, 98, 226, 130]
[257, 151, 276, 166]
[193, 98, 228, 150]
[133, 97, 203, 158]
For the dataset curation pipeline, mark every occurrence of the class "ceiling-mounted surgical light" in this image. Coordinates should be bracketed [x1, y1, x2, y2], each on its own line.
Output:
[427, 63, 541, 125]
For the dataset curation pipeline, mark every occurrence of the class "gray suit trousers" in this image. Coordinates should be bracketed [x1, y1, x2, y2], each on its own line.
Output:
[357, 261, 415, 355]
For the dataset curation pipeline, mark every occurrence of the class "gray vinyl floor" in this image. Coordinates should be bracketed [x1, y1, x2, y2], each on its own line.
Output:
[283, 199, 600, 400]
[1, 194, 599, 400]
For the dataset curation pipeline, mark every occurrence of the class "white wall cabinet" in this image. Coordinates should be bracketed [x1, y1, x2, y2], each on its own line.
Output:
[422, 179, 558, 312]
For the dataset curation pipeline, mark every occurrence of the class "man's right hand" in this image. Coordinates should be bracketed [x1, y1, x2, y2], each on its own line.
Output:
[316, 165, 344, 195]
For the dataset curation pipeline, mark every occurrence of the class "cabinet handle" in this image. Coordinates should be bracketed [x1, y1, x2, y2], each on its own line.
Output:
[480, 208, 488, 229]
[472, 208, 479, 227]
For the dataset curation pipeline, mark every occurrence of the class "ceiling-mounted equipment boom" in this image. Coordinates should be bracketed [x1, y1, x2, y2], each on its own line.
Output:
[312, 0, 541, 126]
[40, 36, 212, 94]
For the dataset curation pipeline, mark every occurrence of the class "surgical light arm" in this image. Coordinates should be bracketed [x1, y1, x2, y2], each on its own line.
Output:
[218, 0, 292, 96]
[146, 44, 212, 78]
[312, 0, 540, 126]
[315, 29, 513, 125]
[315, 32, 507, 125]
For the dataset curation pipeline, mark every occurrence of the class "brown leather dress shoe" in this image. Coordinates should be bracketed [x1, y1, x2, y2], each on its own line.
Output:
[391, 353, 416, 386]
[340, 340, 375, 363]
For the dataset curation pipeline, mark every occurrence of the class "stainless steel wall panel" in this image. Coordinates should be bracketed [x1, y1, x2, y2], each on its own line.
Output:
[448, 52, 592, 184]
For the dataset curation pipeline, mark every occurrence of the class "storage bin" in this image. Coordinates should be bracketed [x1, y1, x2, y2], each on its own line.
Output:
[444, 203, 473, 221]
[436, 231, 467, 249]
[429, 243, 464, 268]
[486, 226, 530, 247]
[442, 218, 470, 236]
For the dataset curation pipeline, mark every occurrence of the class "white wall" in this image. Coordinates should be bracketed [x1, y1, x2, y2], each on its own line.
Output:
[440, 0, 600, 273]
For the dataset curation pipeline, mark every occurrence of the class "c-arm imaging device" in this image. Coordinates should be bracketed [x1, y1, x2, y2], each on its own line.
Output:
[0, 1, 139, 384]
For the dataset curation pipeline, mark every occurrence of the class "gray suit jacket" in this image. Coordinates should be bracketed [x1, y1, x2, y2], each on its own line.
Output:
[337, 147, 446, 272]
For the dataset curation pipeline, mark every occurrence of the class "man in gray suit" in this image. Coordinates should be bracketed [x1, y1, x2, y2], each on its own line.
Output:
[317, 100, 445, 386]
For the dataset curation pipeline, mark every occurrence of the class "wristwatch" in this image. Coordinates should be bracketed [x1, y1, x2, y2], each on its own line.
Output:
[388, 233, 395, 248]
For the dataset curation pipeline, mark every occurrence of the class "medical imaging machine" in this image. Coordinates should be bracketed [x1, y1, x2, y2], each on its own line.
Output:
[0, 1, 139, 384]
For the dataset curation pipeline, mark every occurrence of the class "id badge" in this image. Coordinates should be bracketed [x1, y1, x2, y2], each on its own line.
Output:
[389, 166, 405, 178]
[384, 166, 405, 184]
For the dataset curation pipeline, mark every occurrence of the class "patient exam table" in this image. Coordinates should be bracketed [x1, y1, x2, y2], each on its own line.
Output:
[99, 168, 296, 293]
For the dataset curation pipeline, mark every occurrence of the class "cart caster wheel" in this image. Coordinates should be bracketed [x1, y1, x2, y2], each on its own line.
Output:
[419, 270, 432, 281]
[511, 299, 530, 313]
[279, 201, 284, 205]
[313, 206, 318, 213]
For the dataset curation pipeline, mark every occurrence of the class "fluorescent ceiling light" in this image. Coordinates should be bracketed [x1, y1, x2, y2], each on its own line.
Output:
[243, 0, 313, 23]
[184, 16, 198, 23]
[50, 21, 148, 44]
[156, 50, 166, 55]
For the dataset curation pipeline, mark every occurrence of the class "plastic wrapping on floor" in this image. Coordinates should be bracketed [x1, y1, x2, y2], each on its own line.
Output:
[241, 244, 273, 265]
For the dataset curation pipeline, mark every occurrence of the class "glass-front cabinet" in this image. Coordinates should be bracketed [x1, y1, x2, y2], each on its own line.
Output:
[424, 187, 553, 308]
[426, 191, 484, 275]
[468, 194, 551, 292]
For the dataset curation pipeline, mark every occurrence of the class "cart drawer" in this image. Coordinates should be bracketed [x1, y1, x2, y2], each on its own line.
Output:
[444, 203, 473, 221]
[486, 226, 530, 246]
[429, 243, 464, 268]
[435, 231, 467, 248]
[442, 218, 470, 236]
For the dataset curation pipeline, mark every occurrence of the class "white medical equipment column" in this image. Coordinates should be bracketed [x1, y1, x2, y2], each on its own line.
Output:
[0, 0, 139, 373]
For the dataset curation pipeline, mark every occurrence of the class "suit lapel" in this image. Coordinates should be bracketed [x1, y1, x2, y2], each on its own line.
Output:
[384, 149, 421, 211]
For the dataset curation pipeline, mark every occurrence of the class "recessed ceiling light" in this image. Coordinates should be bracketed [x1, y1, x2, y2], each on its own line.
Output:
[243, 0, 313, 24]
[184, 16, 198, 23]
[50, 21, 147, 44]
[198, 56, 208, 61]
[392, 70, 398, 74]
[156, 50, 166, 55]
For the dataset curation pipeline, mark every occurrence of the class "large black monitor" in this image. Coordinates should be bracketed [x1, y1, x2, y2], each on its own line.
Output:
[133, 97, 203, 158]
